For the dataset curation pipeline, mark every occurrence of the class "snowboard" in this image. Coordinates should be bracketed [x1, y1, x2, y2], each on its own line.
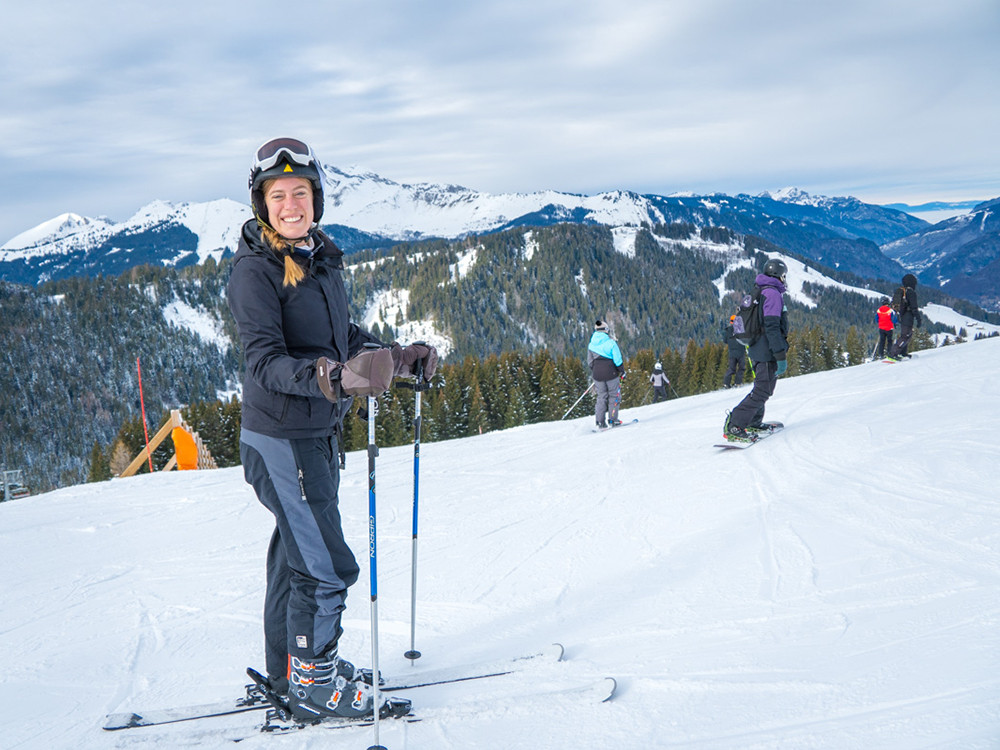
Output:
[715, 422, 783, 449]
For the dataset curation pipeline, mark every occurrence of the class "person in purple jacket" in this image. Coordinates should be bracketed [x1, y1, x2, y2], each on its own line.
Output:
[724, 258, 789, 441]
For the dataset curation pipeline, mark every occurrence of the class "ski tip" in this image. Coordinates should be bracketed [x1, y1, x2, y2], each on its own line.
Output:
[246, 667, 267, 685]
[600, 677, 618, 703]
[551, 642, 566, 662]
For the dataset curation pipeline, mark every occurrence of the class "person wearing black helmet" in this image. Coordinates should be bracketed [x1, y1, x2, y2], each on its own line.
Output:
[227, 137, 436, 721]
[724, 257, 789, 442]
[873, 296, 898, 360]
[722, 313, 747, 388]
[886, 273, 920, 360]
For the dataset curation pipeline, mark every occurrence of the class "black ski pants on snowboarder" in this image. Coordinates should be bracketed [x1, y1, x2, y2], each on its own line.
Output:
[240, 429, 360, 681]
[889, 324, 913, 358]
[728, 360, 777, 429]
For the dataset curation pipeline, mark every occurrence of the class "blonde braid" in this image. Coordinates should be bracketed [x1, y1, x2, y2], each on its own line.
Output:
[261, 225, 306, 288]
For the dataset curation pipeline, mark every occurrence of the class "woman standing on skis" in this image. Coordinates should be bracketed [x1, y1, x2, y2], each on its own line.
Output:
[227, 137, 436, 721]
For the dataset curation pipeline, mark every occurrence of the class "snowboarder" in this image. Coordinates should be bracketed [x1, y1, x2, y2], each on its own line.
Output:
[887, 274, 921, 360]
[873, 297, 898, 360]
[588, 320, 625, 428]
[227, 137, 437, 722]
[724, 258, 789, 441]
[649, 362, 670, 402]
[722, 314, 747, 388]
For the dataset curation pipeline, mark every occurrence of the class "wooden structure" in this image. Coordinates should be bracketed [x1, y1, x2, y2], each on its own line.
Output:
[119, 409, 218, 478]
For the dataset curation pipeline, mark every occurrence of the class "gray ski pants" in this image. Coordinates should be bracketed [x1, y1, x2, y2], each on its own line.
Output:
[594, 377, 621, 424]
[240, 429, 359, 680]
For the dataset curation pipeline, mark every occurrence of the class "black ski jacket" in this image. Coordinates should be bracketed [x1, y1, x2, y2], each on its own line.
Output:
[227, 221, 380, 438]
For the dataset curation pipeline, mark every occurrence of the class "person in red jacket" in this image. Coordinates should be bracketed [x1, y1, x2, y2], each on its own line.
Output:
[873, 297, 898, 360]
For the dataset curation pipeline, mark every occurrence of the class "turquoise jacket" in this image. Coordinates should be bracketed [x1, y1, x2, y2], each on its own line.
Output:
[587, 331, 624, 381]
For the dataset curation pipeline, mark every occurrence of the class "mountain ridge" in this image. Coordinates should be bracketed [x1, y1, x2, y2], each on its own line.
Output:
[2, 167, 924, 283]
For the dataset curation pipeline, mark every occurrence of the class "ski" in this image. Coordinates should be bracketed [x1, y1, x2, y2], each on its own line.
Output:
[592, 418, 639, 433]
[103, 643, 565, 731]
[254, 677, 618, 741]
[237, 676, 616, 741]
[715, 423, 784, 449]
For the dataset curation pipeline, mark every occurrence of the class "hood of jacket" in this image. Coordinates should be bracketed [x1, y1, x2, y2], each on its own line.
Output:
[756, 273, 787, 294]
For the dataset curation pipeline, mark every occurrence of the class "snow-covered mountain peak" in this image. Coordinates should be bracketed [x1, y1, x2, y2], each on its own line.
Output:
[1, 212, 113, 251]
[764, 186, 826, 205]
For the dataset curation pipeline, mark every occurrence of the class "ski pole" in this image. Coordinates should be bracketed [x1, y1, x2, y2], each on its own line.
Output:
[366, 392, 387, 750]
[358, 342, 390, 750]
[561, 382, 594, 420]
[405, 357, 426, 663]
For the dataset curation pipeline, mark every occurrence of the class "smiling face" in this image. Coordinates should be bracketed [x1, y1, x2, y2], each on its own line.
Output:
[263, 176, 314, 240]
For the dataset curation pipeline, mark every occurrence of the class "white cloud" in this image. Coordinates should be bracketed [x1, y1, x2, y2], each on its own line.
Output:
[1, 0, 999, 244]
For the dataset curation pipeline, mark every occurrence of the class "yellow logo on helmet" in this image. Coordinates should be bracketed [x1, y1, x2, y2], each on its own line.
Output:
[283, 164, 294, 172]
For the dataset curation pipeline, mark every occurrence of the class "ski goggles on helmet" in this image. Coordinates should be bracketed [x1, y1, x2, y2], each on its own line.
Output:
[252, 138, 317, 173]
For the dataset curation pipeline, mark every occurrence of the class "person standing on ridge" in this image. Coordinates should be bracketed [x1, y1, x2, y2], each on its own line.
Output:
[887, 274, 921, 361]
[873, 297, 898, 360]
[588, 320, 625, 428]
[227, 137, 436, 722]
[649, 362, 670, 402]
[724, 258, 789, 442]
[722, 314, 747, 388]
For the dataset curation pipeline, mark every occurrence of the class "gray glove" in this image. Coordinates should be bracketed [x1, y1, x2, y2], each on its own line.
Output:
[390, 341, 438, 380]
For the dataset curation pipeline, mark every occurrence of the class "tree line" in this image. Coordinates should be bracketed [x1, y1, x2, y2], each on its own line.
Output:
[87, 318, 977, 482]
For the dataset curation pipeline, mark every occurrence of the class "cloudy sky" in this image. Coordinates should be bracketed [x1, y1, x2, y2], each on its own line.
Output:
[1, 0, 998, 243]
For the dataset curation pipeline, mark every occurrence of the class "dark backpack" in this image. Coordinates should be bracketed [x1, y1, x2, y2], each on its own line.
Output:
[732, 287, 764, 344]
[891, 286, 909, 313]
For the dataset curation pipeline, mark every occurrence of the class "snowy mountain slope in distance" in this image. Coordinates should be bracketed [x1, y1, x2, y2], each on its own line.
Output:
[882, 198, 1000, 274]
[0, 212, 114, 251]
[0, 199, 250, 264]
[2, 338, 999, 749]
[352, 227, 999, 359]
[2, 163, 922, 278]
[323, 164, 655, 239]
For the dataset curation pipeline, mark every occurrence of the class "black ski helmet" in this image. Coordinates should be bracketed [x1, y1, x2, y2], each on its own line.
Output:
[880, 297, 890, 306]
[249, 137, 325, 228]
[902, 273, 917, 289]
[763, 258, 788, 281]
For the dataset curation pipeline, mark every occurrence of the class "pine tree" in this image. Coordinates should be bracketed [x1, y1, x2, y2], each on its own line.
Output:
[845, 326, 866, 366]
[87, 441, 110, 483]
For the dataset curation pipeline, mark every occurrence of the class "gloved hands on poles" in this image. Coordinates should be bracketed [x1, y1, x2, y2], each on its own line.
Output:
[316, 344, 396, 400]
[390, 341, 438, 381]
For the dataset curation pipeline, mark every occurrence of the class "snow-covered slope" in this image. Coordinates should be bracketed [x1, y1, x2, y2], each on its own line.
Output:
[2, 338, 999, 749]
[323, 165, 655, 239]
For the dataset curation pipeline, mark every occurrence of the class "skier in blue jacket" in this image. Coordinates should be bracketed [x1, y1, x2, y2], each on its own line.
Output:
[587, 320, 626, 428]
